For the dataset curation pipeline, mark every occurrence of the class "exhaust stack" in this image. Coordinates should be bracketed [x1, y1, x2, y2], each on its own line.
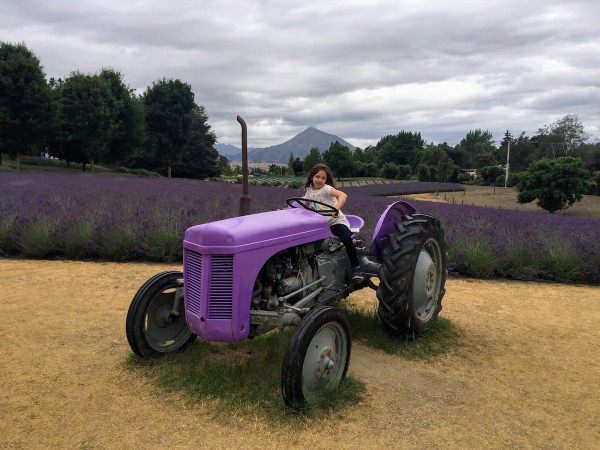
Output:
[237, 115, 251, 216]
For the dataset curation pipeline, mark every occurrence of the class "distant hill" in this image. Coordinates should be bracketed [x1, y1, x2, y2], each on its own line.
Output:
[215, 127, 356, 163]
[214, 143, 246, 159]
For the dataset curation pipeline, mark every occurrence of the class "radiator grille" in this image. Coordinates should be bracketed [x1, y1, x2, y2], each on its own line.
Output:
[185, 250, 202, 316]
[208, 255, 234, 319]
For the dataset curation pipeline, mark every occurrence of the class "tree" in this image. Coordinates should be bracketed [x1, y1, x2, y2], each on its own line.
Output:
[352, 147, 365, 163]
[498, 131, 535, 173]
[286, 153, 295, 175]
[171, 105, 219, 179]
[516, 157, 590, 213]
[480, 165, 504, 185]
[302, 147, 321, 172]
[380, 162, 399, 179]
[572, 142, 600, 172]
[291, 157, 303, 176]
[362, 145, 377, 164]
[217, 155, 232, 175]
[363, 162, 378, 177]
[533, 114, 588, 159]
[143, 78, 195, 178]
[52, 71, 114, 171]
[268, 164, 281, 175]
[448, 144, 468, 168]
[375, 131, 425, 169]
[0, 42, 52, 169]
[458, 129, 496, 168]
[549, 114, 587, 154]
[322, 141, 354, 178]
[98, 68, 145, 168]
[416, 143, 457, 182]
[396, 164, 412, 180]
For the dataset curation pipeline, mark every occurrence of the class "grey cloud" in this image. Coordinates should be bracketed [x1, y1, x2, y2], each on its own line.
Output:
[2, 0, 599, 147]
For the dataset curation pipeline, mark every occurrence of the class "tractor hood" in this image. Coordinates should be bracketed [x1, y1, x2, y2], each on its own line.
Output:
[184, 208, 332, 254]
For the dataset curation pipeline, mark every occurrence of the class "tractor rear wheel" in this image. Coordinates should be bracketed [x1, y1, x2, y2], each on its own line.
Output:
[126, 271, 197, 357]
[281, 305, 351, 410]
[376, 214, 447, 339]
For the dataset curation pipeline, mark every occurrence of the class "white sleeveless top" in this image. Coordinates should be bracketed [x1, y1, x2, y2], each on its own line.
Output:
[305, 184, 350, 228]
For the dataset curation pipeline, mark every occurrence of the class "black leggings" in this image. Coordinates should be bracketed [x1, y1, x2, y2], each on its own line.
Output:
[330, 223, 359, 267]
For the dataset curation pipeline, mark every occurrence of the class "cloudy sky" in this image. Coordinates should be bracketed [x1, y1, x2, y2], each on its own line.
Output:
[2, 0, 599, 149]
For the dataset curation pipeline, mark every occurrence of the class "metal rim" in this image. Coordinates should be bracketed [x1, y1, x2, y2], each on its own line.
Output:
[412, 237, 443, 322]
[143, 286, 193, 353]
[301, 321, 348, 396]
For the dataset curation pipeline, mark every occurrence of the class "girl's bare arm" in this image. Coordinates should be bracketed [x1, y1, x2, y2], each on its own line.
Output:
[330, 187, 347, 215]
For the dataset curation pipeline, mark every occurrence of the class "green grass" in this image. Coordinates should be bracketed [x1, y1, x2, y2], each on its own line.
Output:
[125, 304, 461, 422]
[125, 327, 365, 422]
[338, 302, 462, 359]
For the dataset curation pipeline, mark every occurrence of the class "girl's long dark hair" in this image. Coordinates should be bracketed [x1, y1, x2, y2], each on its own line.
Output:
[304, 163, 337, 189]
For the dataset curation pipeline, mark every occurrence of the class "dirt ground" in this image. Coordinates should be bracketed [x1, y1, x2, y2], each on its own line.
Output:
[1, 259, 599, 450]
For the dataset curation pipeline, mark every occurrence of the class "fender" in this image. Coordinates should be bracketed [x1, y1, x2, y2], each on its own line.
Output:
[369, 200, 416, 262]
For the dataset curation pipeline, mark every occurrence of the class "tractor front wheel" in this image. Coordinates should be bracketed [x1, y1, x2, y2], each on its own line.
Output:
[281, 305, 351, 410]
[376, 214, 448, 339]
[126, 271, 197, 357]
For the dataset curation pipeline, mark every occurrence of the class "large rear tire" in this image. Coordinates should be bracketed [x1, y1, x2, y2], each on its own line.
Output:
[126, 271, 197, 357]
[281, 305, 351, 410]
[376, 214, 447, 339]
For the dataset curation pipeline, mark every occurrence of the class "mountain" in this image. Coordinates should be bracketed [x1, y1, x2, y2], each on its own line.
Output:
[214, 143, 247, 160]
[215, 127, 356, 163]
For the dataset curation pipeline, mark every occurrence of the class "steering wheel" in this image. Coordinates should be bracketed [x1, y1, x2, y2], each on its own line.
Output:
[286, 197, 339, 216]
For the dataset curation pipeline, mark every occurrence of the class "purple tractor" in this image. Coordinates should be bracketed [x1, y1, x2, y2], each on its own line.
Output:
[126, 198, 447, 409]
[126, 116, 447, 410]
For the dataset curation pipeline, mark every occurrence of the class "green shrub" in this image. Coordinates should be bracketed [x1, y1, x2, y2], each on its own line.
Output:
[507, 172, 521, 187]
[501, 244, 540, 280]
[380, 162, 399, 179]
[451, 240, 496, 278]
[456, 172, 473, 184]
[541, 241, 585, 283]
[19, 219, 58, 258]
[116, 166, 160, 177]
[0, 215, 20, 255]
[480, 165, 505, 185]
[61, 220, 96, 259]
[95, 224, 138, 260]
[395, 164, 412, 180]
[144, 220, 183, 262]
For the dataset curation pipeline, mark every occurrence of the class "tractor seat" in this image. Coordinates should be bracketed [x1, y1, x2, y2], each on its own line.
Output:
[346, 215, 364, 235]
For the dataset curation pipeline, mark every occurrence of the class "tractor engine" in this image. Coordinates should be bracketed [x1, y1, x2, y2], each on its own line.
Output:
[251, 242, 320, 312]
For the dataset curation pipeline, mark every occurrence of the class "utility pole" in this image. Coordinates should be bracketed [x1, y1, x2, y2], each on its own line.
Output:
[504, 140, 510, 188]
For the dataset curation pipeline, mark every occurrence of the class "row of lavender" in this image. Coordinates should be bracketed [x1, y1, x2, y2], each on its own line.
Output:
[343, 181, 464, 197]
[1, 172, 598, 284]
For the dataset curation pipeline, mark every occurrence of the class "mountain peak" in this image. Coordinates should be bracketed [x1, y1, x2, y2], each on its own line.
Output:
[215, 127, 355, 163]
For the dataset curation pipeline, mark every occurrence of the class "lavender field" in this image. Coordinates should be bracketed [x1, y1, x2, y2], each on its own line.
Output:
[1, 172, 598, 284]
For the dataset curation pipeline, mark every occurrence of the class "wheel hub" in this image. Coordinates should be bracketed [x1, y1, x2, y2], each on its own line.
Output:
[314, 347, 335, 380]
[413, 240, 441, 321]
[154, 304, 174, 328]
